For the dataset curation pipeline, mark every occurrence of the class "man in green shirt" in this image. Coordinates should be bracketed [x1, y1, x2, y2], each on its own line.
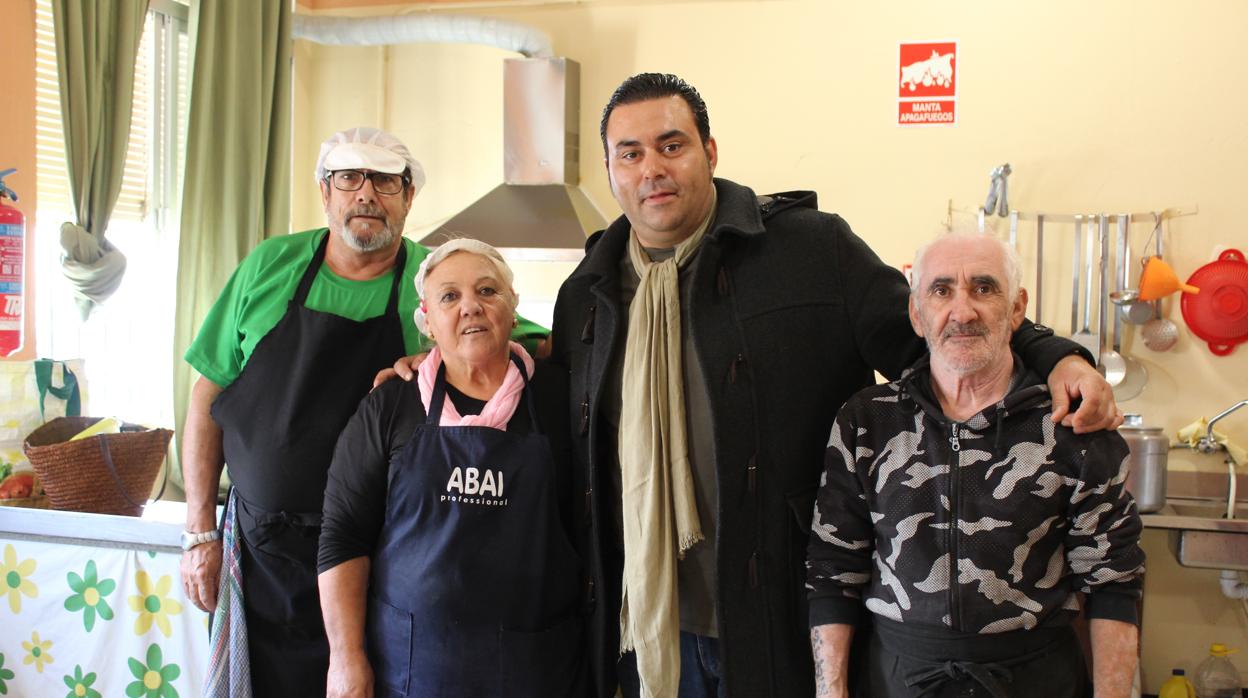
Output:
[178, 127, 544, 696]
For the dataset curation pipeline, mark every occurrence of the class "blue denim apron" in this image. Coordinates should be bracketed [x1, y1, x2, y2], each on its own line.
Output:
[367, 358, 584, 697]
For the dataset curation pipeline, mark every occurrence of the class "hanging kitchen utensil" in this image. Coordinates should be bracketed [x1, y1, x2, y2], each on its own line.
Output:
[1113, 345, 1149, 400]
[1139, 255, 1199, 301]
[1142, 216, 1179, 351]
[1111, 214, 1148, 400]
[1097, 215, 1126, 384]
[1142, 303, 1179, 351]
[1180, 248, 1248, 355]
[1035, 214, 1045, 321]
[1125, 298, 1154, 324]
[1115, 358, 1149, 398]
[979, 164, 1010, 229]
[1071, 215, 1099, 355]
[1119, 215, 1152, 324]
[996, 168, 1010, 217]
[983, 167, 1001, 215]
[1069, 215, 1082, 337]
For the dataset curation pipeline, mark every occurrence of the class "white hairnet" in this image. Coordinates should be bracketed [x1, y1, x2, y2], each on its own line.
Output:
[315, 126, 426, 195]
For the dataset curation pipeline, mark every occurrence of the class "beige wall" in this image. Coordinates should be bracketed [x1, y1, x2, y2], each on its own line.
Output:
[0, 0, 38, 361]
[293, 1, 1248, 689]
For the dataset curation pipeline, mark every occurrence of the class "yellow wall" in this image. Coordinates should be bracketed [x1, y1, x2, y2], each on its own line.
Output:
[0, 0, 38, 361]
[293, 1, 1248, 690]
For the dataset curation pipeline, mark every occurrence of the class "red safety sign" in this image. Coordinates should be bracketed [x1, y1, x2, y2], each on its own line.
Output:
[898, 41, 957, 126]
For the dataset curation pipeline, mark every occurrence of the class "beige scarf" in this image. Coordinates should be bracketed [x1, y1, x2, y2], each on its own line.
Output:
[618, 195, 715, 697]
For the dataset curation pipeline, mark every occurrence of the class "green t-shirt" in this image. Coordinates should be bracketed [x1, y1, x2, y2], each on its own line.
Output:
[185, 228, 548, 388]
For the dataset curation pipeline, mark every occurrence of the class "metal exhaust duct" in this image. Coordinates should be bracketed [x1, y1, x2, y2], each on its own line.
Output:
[419, 57, 605, 259]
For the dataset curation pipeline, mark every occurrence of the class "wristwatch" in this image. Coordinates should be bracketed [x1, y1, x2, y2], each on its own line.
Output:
[180, 529, 221, 551]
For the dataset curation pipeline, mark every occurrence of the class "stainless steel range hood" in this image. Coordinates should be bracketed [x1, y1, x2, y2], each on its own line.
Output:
[419, 57, 606, 259]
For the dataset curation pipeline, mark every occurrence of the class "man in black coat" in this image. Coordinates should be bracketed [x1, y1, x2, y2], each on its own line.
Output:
[548, 73, 1122, 698]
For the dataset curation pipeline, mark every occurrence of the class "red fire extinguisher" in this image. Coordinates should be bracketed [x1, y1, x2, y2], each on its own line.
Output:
[0, 168, 26, 357]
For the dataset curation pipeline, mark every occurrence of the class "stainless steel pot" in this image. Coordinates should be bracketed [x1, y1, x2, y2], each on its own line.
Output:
[1120, 413, 1169, 513]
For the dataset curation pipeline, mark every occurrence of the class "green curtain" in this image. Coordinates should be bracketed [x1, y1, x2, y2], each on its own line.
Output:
[170, 0, 292, 496]
[52, 0, 149, 319]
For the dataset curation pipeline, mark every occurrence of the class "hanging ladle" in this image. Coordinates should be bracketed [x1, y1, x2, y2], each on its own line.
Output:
[1142, 213, 1180, 351]
[1111, 213, 1148, 400]
[1097, 215, 1127, 386]
[1118, 216, 1152, 324]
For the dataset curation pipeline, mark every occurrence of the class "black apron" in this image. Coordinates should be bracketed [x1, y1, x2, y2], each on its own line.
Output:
[211, 233, 407, 697]
[367, 359, 584, 697]
[865, 615, 1091, 698]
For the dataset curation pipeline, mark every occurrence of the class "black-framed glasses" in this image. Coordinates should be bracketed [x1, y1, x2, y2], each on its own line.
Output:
[325, 169, 410, 195]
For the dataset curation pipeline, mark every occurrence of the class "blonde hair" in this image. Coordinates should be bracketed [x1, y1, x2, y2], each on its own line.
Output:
[413, 238, 518, 336]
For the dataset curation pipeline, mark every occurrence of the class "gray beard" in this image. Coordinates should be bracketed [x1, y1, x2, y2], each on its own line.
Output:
[339, 224, 397, 253]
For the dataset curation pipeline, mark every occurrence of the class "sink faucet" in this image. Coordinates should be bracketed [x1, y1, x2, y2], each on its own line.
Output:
[1200, 400, 1248, 454]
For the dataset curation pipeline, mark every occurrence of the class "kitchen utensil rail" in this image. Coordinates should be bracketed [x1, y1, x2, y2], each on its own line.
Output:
[948, 202, 1198, 227]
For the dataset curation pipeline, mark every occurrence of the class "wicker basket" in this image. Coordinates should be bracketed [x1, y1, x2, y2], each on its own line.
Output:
[23, 417, 172, 517]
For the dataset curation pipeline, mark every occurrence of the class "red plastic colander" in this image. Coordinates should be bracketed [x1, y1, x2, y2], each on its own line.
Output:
[1181, 248, 1248, 355]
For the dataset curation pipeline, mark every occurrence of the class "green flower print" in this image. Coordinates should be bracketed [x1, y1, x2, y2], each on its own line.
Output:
[63, 664, 101, 698]
[65, 560, 116, 632]
[125, 644, 179, 698]
[0, 652, 15, 695]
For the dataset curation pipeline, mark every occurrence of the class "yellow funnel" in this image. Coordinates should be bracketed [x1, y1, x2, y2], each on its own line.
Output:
[1139, 256, 1200, 301]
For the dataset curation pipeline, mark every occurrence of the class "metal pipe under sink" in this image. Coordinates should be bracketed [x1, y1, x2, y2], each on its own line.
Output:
[1203, 400, 1247, 520]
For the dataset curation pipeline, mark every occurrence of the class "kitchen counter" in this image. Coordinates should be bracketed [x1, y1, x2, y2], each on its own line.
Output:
[0, 499, 188, 551]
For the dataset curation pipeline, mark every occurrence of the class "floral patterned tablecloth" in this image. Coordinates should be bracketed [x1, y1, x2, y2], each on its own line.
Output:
[0, 537, 209, 697]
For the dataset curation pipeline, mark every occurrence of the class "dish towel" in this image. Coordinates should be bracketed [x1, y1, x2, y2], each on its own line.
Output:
[204, 489, 251, 698]
[1177, 418, 1248, 467]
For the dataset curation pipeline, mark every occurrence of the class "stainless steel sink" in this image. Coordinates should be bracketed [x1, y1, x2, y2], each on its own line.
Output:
[1136, 400, 1248, 569]
[1142, 497, 1248, 570]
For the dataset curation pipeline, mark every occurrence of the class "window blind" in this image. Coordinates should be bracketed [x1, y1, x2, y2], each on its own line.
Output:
[34, 1, 153, 223]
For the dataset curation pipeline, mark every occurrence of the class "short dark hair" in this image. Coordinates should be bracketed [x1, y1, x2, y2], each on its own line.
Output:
[599, 73, 711, 155]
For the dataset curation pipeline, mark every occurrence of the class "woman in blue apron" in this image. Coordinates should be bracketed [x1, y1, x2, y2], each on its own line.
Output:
[318, 239, 585, 698]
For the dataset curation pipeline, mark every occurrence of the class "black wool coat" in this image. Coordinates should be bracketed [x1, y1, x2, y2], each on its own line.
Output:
[550, 178, 1084, 697]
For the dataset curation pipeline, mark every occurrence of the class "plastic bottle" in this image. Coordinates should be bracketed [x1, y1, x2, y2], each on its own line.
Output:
[1160, 668, 1195, 698]
[1194, 644, 1241, 698]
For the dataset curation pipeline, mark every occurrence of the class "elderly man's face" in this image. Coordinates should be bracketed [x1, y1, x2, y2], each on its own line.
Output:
[909, 237, 1028, 376]
[604, 95, 718, 248]
[320, 173, 413, 253]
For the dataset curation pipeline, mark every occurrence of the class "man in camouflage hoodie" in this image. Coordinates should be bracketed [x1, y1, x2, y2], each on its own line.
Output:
[807, 234, 1144, 698]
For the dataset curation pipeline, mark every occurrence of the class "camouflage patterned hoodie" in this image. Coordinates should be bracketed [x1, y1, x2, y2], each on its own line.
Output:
[806, 356, 1145, 634]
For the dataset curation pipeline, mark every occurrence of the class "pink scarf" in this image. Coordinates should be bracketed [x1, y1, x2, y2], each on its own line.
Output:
[417, 341, 534, 430]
